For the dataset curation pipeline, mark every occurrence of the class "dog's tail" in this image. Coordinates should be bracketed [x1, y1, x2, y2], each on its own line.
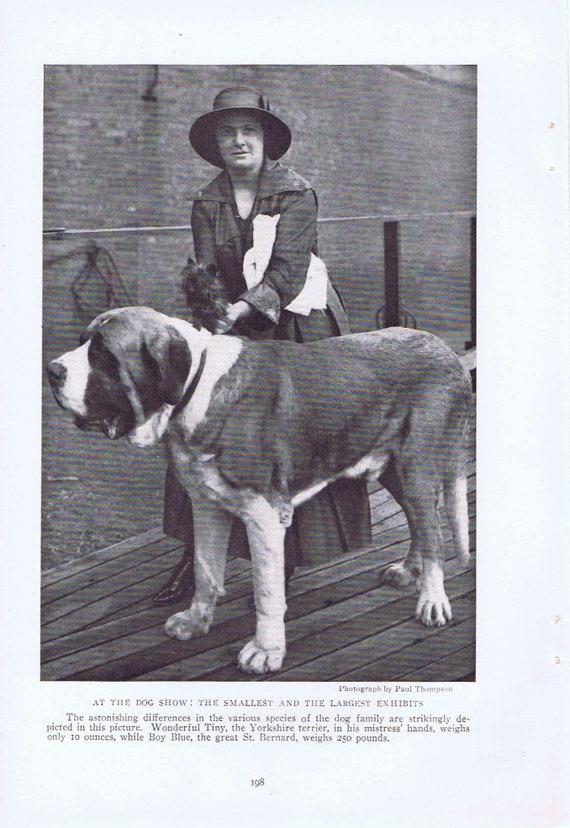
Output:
[442, 412, 471, 564]
[443, 471, 470, 563]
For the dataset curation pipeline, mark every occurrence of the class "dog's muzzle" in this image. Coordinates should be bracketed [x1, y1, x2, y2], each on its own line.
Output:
[46, 359, 133, 440]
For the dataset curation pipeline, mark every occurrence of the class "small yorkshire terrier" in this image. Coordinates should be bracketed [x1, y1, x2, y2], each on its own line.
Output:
[180, 259, 230, 332]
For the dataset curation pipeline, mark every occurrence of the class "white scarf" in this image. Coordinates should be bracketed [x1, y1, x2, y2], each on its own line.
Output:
[242, 214, 328, 316]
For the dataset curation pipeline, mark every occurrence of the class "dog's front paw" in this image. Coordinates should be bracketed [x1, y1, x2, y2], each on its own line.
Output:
[415, 588, 452, 627]
[380, 562, 417, 588]
[238, 640, 285, 674]
[164, 603, 214, 641]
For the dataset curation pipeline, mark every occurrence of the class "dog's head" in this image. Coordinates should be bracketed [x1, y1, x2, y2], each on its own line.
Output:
[46, 307, 199, 446]
[180, 259, 230, 332]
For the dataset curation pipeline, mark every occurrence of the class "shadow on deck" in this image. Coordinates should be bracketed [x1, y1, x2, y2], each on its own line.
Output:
[41, 418, 476, 683]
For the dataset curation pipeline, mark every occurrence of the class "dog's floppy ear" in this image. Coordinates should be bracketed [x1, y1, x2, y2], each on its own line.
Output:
[93, 312, 191, 419]
[142, 327, 191, 405]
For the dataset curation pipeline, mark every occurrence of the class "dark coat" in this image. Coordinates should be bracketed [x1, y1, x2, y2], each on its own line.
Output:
[191, 159, 350, 341]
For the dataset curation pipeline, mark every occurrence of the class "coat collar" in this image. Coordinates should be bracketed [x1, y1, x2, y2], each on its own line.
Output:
[194, 159, 312, 203]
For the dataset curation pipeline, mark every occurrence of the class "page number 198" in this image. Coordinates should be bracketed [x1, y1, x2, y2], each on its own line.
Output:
[251, 778, 265, 788]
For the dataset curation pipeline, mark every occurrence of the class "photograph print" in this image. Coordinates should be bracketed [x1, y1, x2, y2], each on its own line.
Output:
[42, 64, 477, 682]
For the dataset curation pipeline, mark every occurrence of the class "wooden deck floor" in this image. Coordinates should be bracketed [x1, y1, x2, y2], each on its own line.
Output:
[41, 418, 476, 683]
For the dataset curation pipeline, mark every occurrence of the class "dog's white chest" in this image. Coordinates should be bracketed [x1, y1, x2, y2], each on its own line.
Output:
[181, 336, 244, 434]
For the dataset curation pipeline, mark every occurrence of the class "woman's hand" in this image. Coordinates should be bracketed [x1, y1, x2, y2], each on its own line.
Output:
[215, 300, 254, 334]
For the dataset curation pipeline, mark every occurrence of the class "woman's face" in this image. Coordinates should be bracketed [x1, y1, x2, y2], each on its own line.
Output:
[214, 112, 265, 175]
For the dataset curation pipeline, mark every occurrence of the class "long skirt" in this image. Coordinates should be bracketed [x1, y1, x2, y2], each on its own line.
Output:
[163, 468, 371, 572]
[162, 300, 372, 571]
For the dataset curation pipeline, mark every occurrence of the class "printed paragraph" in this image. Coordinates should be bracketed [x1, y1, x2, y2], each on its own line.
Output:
[45, 692, 471, 745]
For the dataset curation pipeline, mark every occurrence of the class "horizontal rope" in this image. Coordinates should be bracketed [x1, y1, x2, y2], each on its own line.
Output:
[43, 210, 476, 239]
[320, 210, 475, 223]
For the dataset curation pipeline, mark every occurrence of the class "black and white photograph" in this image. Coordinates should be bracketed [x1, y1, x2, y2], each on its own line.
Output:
[42, 65, 477, 682]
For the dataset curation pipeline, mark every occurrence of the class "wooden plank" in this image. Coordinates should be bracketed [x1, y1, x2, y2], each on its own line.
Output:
[273, 602, 475, 682]
[398, 643, 476, 682]
[269, 569, 474, 681]
[333, 606, 476, 682]
[41, 536, 184, 606]
[42, 549, 258, 641]
[42, 603, 189, 672]
[41, 547, 186, 625]
[40, 565, 180, 642]
[40, 542, 364, 664]
[42, 549, 286, 669]
[41, 551, 257, 644]
[41, 527, 168, 586]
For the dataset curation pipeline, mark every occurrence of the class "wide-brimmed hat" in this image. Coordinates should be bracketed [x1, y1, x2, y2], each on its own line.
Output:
[189, 86, 292, 168]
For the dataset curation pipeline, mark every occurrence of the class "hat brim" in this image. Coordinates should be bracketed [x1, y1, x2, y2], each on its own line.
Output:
[189, 107, 292, 168]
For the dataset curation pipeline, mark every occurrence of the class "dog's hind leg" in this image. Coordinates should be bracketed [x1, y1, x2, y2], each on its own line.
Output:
[379, 462, 451, 626]
[406, 485, 451, 626]
[400, 475, 451, 626]
[164, 495, 233, 641]
[238, 498, 287, 674]
[378, 461, 422, 587]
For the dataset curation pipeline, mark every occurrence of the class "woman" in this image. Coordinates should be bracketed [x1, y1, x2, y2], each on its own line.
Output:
[154, 86, 371, 605]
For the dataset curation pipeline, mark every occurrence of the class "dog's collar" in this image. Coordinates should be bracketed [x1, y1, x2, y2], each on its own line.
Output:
[170, 348, 208, 420]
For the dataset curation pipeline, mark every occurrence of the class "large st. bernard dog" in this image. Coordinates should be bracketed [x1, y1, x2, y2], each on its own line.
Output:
[47, 307, 472, 674]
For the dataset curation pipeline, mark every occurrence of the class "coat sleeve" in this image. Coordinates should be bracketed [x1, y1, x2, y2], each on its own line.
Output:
[240, 189, 318, 324]
[190, 200, 217, 267]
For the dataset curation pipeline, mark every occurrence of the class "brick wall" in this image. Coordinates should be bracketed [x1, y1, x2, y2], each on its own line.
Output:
[43, 65, 476, 353]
